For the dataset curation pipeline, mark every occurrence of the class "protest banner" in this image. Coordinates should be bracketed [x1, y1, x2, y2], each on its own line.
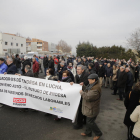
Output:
[0, 74, 82, 121]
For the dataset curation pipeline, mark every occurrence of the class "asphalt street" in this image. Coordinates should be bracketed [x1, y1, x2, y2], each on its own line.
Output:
[0, 72, 127, 140]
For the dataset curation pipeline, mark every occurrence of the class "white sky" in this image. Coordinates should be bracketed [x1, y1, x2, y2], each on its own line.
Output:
[0, 0, 140, 54]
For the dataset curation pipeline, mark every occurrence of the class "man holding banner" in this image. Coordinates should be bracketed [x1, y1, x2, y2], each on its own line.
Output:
[80, 74, 102, 140]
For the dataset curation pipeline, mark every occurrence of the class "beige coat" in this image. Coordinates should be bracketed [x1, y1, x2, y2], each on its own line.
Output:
[112, 69, 117, 81]
[130, 105, 140, 138]
[80, 81, 101, 118]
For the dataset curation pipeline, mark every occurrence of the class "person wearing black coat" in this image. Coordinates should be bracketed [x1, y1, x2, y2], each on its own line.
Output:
[22, 56, 31, 75]
[88, 63, 96, 75]
[105, 63, 113, 88]
[125, 67, 133, 98]
[73, 65, 89, 130]
[15, 54, 22, 74]
[24, 65, 34, 77]
[117, 66, 127, 100]
[6, 58, 17, 74]
[43, 55, 48, 76]
[58, 62, 67, 80]
[135, 63, 139, 83]
[124, 82, 140, 140]
[48, 57, 54, 70]
[98, 64, 105, 87]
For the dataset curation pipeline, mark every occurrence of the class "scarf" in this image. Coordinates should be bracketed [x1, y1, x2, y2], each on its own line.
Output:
[86, 81, 98, 91]
[46, 75, 51, 80]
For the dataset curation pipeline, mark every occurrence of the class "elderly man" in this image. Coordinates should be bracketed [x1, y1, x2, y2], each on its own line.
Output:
[80, 74, 102, 140]
[22, 56, 31, 75]
[105, 63, 113, 88]
[32, 57, 39, 78]
[4, 58, 17, 74]
[58, 62, 67, 80]
[24, 65, 34, 77]
[0, 58, 8, 74]
[117, 66, 127, 101]
[72, 65, 89, 129]
[125, 67, 133, 97]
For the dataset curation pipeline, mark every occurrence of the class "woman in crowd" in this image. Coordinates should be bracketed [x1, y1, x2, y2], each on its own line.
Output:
[112, 65, 118, 95]
[130, 105, 140, 140]
[55, 70, 72, 121]
[67, 62, 76, 77]
[45, 68, 58, 81]
[124, 82, 140, 140]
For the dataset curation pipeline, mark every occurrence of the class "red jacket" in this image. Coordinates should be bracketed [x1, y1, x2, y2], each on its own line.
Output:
[33, 60, 39, 73]
[54, 58, 58, 64]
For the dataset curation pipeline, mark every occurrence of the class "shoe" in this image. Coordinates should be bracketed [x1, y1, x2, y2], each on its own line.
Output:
[116, 98, 123, 101]
[81, 133, 92, 137]
[93, 136, 101, 140]
[73, 125, 83, 130]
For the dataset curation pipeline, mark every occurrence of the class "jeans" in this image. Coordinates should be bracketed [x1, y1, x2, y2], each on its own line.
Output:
[17, 68, 22, 74]
[85, 116, 102, 137]
[118, 87, 125, 100]
[44, 68, 48, 76]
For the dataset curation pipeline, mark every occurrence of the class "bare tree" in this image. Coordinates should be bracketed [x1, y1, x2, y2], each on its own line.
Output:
[57, 40, 72, 53]
[127, 28, 140, 51]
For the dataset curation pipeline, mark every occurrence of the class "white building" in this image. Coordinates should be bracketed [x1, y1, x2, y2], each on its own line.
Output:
[0, 33, 26, 56]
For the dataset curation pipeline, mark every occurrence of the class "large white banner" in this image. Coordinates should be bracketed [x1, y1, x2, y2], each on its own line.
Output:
[0, 74, 81, 121]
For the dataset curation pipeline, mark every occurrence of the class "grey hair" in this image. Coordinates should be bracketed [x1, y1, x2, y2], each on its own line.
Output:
[126, 67, 130, 71]
[24, 56, 28, 60]
[25, 65, 31, 71]
[7, 58, 13, 62]
[77, 65, 84, 70]
[120, 66, 125, 69]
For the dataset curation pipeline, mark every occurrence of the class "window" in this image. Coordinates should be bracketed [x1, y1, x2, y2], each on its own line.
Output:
[21, 44, 23, 47]
[16, 43, 18, 46]
[5, 42, 8, 45]
[11, 43, 13, 46]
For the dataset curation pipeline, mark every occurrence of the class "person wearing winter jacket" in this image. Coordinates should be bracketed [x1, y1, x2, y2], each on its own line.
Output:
[0, 58, 8, 74]
[88, 63, 96, 75]
[15, 54, 22, 74]
[43, 55, 48, 76]
[5, 58, 17, 74]
[105, 63, 113, 88]
[98, 63, 105, 87]
[130, 105, 140, 140]
[32, 57, 39, 78]
[67, 62, 76, 77]
[22, 56, 31, 75]
[124, 82, 140, 140]
[54, 56, 59, 73]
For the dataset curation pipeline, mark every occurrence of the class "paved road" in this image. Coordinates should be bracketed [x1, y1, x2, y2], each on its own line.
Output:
[0, 72, 127, 140]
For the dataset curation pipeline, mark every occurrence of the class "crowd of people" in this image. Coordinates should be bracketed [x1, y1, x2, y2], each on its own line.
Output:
[0, 54, 140, 140]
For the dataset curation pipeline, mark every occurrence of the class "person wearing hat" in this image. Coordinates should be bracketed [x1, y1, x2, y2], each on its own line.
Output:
[80, 74, 102, 140]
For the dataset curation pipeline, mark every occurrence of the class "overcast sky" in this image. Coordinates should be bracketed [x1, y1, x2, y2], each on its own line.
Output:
[0, 0, 140, 54]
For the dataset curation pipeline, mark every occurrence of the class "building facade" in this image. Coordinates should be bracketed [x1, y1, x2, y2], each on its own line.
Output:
[0, 33, 26, 56]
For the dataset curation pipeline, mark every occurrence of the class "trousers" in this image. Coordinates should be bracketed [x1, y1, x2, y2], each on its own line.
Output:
[85, 116, 102, 137]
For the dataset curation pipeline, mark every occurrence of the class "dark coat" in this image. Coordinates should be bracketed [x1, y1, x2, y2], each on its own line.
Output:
[124, 89, 140, 127]
[22, 59, 31, 73]
[117, 70, 127, 88]
[7, 63, 17, 74]
[24, 70, 34, 77]
[95, 62, 99, 73]
[98, 66, 105, 77]
[61, 76, 72, 83]
[126, 71, 133, 87]
[89, 68, 96, 74]
[75, 70, 89, 88]
[15, 58, 21, 68]
[48, 59, 54, 69]
[105, 67, 113, 77]
[43, 57, 48, 68]
[58, 65, 67, 80]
